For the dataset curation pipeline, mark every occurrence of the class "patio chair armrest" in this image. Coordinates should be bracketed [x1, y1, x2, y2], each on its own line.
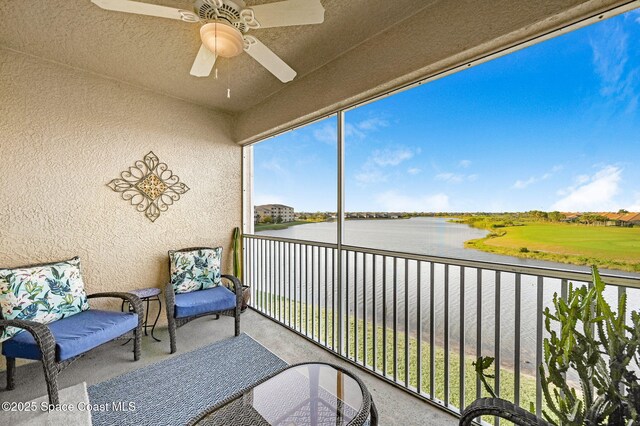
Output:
[459, 398, 549, 426]
[221, 274, 243, 306]
[87, 292, 144, 326]
[0, 319, 56, 365]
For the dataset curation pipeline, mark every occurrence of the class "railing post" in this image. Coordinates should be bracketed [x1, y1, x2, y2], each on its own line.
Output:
[417, 261, 422, 394]
[476, 268, 482, 401]
[495, 270, 501, 426]
[459, 266, 465, 409]
[429, 262, 435, 400]
[536, 276, 543, 418]
[363, 253, 368, 367]
[444, 263, 450, 405]
[514, 273, 521, 407]
[383, 256, 388, 378]
[404, 258, 410, 387]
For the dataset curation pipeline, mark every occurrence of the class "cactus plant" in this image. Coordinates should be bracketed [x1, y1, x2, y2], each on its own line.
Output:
[232, 226, 242, 281]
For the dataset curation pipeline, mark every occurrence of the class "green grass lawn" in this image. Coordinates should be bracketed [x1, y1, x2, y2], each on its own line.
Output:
[466, 223, 640, 272]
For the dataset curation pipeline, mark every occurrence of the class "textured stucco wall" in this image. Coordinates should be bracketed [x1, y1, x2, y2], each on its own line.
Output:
[0, 48, 241, 312]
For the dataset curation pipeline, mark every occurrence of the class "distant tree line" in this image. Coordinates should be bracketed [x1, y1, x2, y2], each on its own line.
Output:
[258, 215, 284, 224]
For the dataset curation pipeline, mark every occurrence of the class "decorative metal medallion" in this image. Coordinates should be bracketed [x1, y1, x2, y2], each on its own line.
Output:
[107, 151, 190, 222]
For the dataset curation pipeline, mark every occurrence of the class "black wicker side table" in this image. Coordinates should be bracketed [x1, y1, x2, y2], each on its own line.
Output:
[121, 287, 162, 342]
[190, 362, 378, 426]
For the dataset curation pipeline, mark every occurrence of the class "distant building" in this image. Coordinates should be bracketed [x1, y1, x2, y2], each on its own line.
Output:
[601, 212, 624, 226]
[560, 213, 581, 223]
[619, 212, 640, 226]
[562, 212, 640, 226]
[255, 204, 295, 223]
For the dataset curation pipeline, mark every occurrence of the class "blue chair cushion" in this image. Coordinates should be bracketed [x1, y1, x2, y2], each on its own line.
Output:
[2, 310, 138, 361]
[174, 286, 236, 319]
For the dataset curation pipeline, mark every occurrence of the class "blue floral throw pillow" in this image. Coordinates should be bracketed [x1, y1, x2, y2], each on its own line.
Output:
[0, 257, 90, 342]
[170, 248, 222, 294]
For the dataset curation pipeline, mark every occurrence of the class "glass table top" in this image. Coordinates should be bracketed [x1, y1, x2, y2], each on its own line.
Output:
[196, 363, 366, 426]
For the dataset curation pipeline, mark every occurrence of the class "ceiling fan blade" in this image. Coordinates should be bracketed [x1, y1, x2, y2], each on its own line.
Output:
[190, 44, 217, 77]
[244, 36, 297, 83]
[248, 0, 324, 29]
[91, 0, 199, 22]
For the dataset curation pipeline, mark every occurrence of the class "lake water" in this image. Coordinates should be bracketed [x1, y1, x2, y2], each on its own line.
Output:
[255, 217, 640, 378]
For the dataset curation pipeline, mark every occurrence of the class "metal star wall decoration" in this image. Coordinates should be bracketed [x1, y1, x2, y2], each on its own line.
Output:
[107, 151, 190, 222]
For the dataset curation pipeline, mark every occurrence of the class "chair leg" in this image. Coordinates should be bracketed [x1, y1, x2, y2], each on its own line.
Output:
[42, 360, 60, 406]
[235, 307, 240, 337]
[6, 357, 15, 390]
[370, 400, 379, 425]
[168, 316, 177, 354]
[133, 328, 141, 361]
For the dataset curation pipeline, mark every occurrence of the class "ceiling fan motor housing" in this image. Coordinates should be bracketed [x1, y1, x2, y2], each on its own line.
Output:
[194, 0, 258, 33]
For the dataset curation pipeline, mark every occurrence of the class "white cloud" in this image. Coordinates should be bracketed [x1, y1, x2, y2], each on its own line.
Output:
[558, 174, 590, 195]
[313, 123, 337, 145]
[575, 174, 590, 184]
[375, 190, 450, 212]
[513, 176, 537, 189]
[590, 22, 639, 112]
[355, 170, 387, 184]
[357, 117, 388, 131]
[591, 23, 628, 96]
[355, 148, 416, 185]
[435, 173, 464, 183]
[628, 193, 640, 211]
[551, 165, 622, 211]
[512, 165, 563, 189]
[434, 172, 478, 184]
[433, 160, 479, 184]
[313, 116, 389, 144]
[261, 158, 286, 174]
[345, 123, 365, 140]
[407, 167, 422, 175]
[371, 148, 414, 166]
[254, 194, 286, 206]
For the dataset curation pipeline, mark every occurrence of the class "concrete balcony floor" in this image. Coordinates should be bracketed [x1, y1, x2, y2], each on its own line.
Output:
[0, 310, 457, 425]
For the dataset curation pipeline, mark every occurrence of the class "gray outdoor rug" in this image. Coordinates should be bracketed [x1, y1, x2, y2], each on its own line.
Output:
[88, 333, 287, 426]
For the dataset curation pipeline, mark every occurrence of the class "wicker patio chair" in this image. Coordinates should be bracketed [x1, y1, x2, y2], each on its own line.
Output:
[1, 292, 143, 405]
[165, 247, 242, 354]
[459, 398, 551, 426]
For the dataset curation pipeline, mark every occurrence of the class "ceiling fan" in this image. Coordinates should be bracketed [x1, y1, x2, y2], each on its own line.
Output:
[91, 0, 325, 82]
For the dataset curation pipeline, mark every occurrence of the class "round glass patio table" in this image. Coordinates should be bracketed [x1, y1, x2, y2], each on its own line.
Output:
[191, 362, 377, 426]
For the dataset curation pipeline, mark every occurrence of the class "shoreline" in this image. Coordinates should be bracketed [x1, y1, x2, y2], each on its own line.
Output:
[254, 216, 408, 232]
[464, 235, 640, 273]
[456, 219, 640, 273]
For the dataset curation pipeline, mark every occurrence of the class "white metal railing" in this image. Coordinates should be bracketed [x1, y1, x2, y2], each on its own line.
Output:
[243, 233, 640, 421]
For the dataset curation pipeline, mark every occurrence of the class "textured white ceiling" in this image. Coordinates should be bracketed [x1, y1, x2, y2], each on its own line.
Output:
[0, 0, 435, 113]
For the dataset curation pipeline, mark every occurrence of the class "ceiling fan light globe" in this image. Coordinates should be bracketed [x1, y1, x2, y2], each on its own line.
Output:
[200, 22, 244, 58]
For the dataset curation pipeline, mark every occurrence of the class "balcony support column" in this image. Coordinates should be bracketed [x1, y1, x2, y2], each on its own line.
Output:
[337, 110, 345, 356]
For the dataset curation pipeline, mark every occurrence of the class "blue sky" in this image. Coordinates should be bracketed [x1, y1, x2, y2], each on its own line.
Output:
[253, 10, 640, 213]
